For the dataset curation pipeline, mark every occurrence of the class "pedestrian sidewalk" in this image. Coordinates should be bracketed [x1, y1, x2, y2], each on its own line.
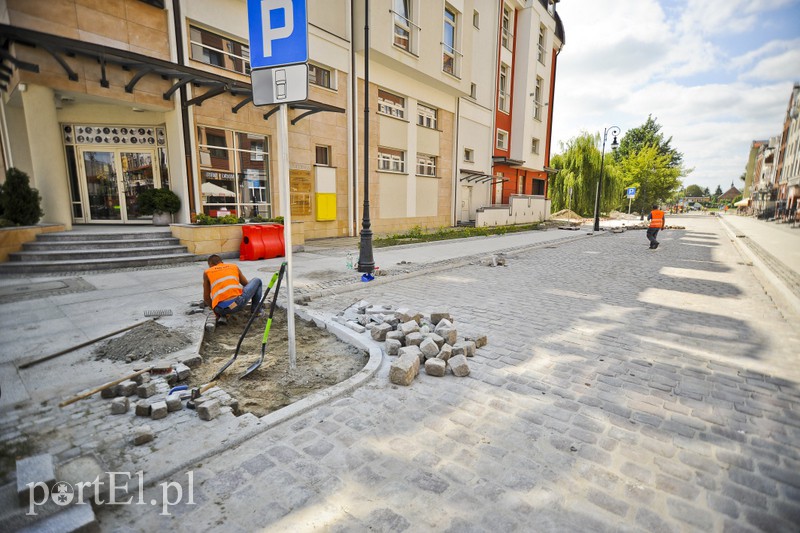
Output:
[716, 213, 800, 317]
[0, 226, 590, 409]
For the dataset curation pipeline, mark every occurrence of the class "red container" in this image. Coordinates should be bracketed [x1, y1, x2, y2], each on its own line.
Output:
[240, 224, 285, 260]
[259, 224, 285, 259]
[240, 225, 266, 261]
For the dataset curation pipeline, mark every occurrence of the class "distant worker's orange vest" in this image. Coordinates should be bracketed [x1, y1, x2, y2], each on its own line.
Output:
[649, 210, 665, 229]
[206, 263, 242, 309]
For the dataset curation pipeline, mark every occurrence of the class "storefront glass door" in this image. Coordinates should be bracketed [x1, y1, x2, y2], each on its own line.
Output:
[121, 152, 155, 221]
[82, 151, 121, 221]
[79, 149, 158, 223]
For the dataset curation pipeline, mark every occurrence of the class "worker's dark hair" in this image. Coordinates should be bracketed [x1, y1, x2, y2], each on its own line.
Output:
[652, 204, 659, 210]
[207, 254, 222, 266]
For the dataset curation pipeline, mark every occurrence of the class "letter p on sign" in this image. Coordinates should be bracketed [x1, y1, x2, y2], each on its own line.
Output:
[262, 0, 293, 56]
[248, 0, 308, 69]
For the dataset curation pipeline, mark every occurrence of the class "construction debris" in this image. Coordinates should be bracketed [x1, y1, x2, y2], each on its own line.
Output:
[133, 426, 154, 446]
[337, 301, 488, 386]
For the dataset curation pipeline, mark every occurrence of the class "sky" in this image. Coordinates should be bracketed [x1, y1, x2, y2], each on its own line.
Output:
[550, 0, 800, 193]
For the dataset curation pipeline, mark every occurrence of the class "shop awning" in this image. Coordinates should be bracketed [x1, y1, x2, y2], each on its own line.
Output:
[201, 182, 236, 197]
[734, 198, 751, 207]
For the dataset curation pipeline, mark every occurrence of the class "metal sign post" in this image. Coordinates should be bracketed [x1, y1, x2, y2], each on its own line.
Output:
[277, 104, 296, 370]
[626, 187, 636, 215]
[248, 0, 309, 370]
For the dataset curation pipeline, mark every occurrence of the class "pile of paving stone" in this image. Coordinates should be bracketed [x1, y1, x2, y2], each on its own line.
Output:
[95, 355, 237, 445]
[334, 301, 487, 386]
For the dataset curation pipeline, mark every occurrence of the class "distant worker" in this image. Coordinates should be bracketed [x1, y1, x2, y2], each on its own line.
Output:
[203, 254, 263, 325]
[647, 204, 666, 250]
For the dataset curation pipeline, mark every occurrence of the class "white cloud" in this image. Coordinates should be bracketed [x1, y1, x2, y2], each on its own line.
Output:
[551, 0, 799, 191]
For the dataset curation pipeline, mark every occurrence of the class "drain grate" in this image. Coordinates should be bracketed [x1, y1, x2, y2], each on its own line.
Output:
[144, 309, 173, 317]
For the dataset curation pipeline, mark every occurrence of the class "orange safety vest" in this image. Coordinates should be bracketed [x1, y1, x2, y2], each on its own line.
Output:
[649, 209, 665, 229]
[206, 263, 243, 309]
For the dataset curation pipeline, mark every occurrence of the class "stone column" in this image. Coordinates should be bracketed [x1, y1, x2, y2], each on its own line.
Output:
[21, 84, 72, 229]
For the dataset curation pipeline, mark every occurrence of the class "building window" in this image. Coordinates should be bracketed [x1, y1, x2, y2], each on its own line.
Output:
[538, 24, 546, 64]
[417, 103, 438, 129]
[309, 63, 335, 90]
[205, 130, 229, 161]
[378, 147, 405, 172]
[250, 140, 265, 161]
[417, 154, 436, 176]
[501, 5, 513, 51]
[496, 129, 508, 151]
[378, 90, 406, 118]
[470, 83, 477, 99]
[197, 127, 270, 219]
[443, 5, 459, 76]
[393, 0, 413, 51]
[531, 138, 540, 154]
[473, 10, 480, 28]
[464, 148, 474, 162]
[190, 26, 250, 75]
[316, 145, 331, 166]
[499, 63, 510, 113]
[533, 76, 543, 121]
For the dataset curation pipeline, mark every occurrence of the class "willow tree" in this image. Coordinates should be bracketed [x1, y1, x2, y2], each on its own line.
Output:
[549, 132, 623, 217]
[618, 145, 684, 214]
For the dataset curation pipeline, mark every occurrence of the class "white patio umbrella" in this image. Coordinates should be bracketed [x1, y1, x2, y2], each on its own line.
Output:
[201, 181, 235, 197]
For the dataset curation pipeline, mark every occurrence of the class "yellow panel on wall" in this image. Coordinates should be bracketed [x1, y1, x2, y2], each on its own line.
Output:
[316, 193, 337, 221]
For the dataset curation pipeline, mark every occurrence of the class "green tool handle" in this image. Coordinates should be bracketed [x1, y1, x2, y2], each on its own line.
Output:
[261, 263, 286, 344]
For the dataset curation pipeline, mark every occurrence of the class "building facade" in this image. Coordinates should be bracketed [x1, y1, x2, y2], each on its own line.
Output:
[775, 83, 800, 217]
[0, 0, 563, 238]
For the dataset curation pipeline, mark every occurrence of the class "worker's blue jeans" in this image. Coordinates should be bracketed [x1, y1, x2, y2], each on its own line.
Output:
[215, 278, 263, 316]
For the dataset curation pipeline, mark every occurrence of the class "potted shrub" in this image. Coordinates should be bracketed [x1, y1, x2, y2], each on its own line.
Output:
[137, 187, 181, 226]
[0, 167, 44, 226]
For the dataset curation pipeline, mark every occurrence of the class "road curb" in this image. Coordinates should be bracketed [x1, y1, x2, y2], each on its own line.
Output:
[718, 216, 800, 319]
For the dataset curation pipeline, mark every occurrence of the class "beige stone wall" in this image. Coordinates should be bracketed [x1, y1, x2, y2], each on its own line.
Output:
[171, 222, 304, 256]
[8, 0, 172, 109]
[359, 80, 455, 237]
[0, 224, 65, 262]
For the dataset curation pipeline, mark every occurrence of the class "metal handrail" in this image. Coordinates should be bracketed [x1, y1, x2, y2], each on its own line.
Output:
[389, 9, 421, 30]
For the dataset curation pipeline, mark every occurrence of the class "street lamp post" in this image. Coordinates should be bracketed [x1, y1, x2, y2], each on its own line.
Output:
[593, 126, 621, 232]
[357, 0, 375, 276]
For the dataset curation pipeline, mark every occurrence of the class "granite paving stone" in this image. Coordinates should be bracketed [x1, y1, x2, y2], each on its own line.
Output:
[3, 217, 799, 532]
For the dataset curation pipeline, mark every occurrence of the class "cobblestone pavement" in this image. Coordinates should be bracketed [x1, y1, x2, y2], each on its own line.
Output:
[97, 216, 800, 532]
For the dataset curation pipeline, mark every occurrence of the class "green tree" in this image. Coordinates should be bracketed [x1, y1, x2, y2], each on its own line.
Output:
[618, 145, 682, 214]
[549, 132, 623, 217]
[0, 167, 43, 226]
[714, 185, 723, 197]
[703, 187, 711, 196]
[684, 184, 705, 197]
[615, 115, 683, 168]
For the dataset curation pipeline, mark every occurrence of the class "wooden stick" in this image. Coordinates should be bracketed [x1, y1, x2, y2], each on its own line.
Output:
[58, 366, 153, 408]
[19, 320, 153, 370]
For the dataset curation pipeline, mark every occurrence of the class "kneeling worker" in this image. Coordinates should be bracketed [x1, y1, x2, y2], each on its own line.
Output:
[203, 254, 262, 324]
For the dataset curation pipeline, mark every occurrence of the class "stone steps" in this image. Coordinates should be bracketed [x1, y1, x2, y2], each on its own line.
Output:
[0, 230, 199, 276]
[9, 245, 190, 262]
[23, 237, 180, 251]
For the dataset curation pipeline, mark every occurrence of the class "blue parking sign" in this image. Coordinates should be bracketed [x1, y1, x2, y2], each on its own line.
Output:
[626, 187, 637, 198]
[248, 0, 308, 69]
